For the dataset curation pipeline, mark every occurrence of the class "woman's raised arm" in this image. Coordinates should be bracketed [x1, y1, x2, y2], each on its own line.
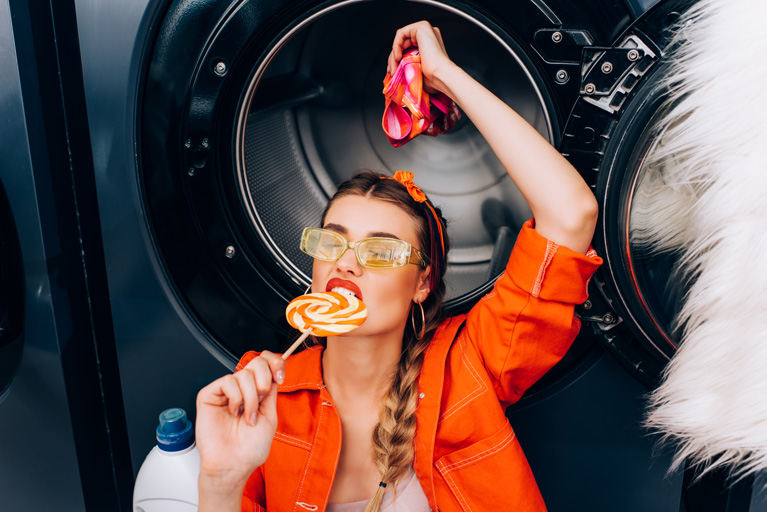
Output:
[388, 21, 598, 253]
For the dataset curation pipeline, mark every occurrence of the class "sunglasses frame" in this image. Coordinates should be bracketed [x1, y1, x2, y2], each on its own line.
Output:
[300, 227, 428, 269]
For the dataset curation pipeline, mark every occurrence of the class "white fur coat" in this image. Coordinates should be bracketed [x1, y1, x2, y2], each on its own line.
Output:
[640, 0, 767, 479]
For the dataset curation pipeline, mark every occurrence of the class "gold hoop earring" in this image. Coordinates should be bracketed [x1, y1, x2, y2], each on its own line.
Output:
[304, 283, 312, 294]
[411, 301, 425, 341]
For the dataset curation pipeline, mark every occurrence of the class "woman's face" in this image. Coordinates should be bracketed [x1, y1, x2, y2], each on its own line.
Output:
[312, 195, 430, 338]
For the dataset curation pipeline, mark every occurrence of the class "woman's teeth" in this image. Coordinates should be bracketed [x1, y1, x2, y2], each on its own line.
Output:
[331, 287, 357, 298]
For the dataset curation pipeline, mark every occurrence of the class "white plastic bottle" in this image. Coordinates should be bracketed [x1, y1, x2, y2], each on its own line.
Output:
[133, 407, 200, 512]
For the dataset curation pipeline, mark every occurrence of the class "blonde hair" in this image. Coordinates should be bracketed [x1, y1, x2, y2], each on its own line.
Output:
[364, 300, 443, 511]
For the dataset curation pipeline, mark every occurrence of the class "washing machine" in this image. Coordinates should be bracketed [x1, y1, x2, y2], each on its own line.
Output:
[60, 0, 765, 509]
[1, 0, 133, 509]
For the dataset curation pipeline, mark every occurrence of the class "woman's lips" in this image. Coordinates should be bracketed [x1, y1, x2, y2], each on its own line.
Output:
[325, 278, 363, 302]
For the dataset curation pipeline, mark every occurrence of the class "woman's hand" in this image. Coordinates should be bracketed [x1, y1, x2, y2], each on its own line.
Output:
[196, 351, 285, 498]
[387, 21, 456, 95]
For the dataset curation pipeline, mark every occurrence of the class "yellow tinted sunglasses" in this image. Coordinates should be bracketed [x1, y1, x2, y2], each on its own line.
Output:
[300, 227, 427, 269]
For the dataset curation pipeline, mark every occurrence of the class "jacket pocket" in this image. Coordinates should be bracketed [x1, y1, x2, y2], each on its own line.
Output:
[434, 422, 546, 511]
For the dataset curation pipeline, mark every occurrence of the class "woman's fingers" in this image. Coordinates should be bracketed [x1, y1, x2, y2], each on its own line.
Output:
[233, 369, 260, 425]
[229, 351, 284, 425]
[256, 351, 286, 385]
[198, 351, 285, 427]
[258, 381, 279, 426]
[197, 380, 227, 408]
[388, 23, 421, 74]
[387, 21, 450, 83]
[214, 374, 245, 417]
[244, 357, 272, 398]
[391, 26, 412, 62]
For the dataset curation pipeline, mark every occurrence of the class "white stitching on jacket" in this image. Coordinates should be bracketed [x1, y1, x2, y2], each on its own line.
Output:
[292, 402, 324, 512]
[442, 469, 474, 512]
[531, 240, 558, 298]
[439, 333, 487, 423]
[436, 429, 516, 473]
[274, 431, 312, 451]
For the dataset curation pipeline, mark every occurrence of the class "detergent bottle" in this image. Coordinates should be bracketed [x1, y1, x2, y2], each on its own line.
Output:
[133, 407, 200, 512]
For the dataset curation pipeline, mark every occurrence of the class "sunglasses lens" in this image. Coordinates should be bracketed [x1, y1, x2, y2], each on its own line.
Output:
[301, 229, 418, 268]
[302, 228, 345, 261]
[358, 239, 408, 268]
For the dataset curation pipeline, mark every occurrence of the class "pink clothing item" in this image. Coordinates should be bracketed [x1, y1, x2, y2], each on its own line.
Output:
[382, 48, 461, 147]
[325, 467, 430, 512]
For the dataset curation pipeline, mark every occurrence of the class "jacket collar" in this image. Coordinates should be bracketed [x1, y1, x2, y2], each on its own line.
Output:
[278, 345, 325, 392]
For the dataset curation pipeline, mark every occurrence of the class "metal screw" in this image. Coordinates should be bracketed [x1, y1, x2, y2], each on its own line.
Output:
[601, 62, 613, 74]
[555, 69, 569, 84]
[214, 61, 227, 76]
[584, 83, 596, 94]
[552, 31, 563, 43]
[627, 49, 640, 61]
[184, 139, 192, 148]
[582, 300, 592, 310]
[188, 168, 195, 176]
[201, 138, 209, 149]
[225, 245, 236, 259]
[602, 313, 614, 324]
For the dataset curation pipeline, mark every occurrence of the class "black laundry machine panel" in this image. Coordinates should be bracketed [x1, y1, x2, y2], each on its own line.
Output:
[0, 3, 78, 509]
[1, 0, 133, 509]
[0, 18, 85, 503]
[70, 0, 764, 509]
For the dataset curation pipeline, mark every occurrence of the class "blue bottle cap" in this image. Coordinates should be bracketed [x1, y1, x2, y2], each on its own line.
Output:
[156, 408, 194, 452]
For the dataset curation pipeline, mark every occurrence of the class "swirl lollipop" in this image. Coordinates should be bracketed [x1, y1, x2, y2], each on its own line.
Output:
[282, 291, 368, 359]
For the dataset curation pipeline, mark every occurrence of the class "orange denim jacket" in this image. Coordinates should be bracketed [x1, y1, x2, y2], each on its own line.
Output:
[235, 220, 602, 511]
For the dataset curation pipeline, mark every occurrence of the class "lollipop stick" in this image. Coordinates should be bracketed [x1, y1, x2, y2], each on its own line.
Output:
[282, 329, 312, 360]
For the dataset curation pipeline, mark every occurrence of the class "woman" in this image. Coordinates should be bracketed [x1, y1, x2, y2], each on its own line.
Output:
[196, 21, 601, 511]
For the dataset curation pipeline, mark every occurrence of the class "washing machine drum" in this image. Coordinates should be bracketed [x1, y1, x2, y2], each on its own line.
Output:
[141, 0, 689, 384]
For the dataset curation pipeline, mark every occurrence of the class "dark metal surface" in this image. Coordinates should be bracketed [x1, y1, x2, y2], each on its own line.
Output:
[1, 2, 87, 509]
[3, 0, 134, 509]
[0, 7, 84, 510]
[0, 9, 85, 511]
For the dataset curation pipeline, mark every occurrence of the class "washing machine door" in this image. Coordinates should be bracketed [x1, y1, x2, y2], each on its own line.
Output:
[561, 0, 694, 386]
[141, 0, 564, 363]
[140, 0, 692, 391]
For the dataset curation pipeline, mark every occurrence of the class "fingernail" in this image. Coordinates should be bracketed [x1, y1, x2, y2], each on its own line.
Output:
[276, 370, 285, 384]
[249, 413, 256, 425]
